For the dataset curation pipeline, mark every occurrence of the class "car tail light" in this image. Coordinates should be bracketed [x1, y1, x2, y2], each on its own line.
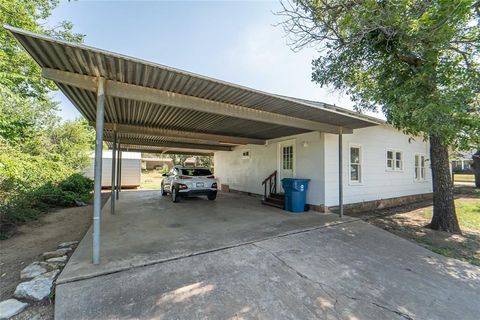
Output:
[207, 175, 215, 179]
[178, 183, 188, 190]
[211, 182, 217, 189]
[179, 175, 192, 179]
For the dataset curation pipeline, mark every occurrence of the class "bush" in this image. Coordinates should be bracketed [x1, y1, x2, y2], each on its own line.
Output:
[0, 144, 94, 237]
[58, 173, 94, 196]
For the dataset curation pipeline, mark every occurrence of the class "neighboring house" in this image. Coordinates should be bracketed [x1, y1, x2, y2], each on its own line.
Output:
[451, 150, 475, 172]
[84, 151, 142, 188]
[215, 124, 432, 211]
[184, 157, 197, 167]
[142, 157, 173, 170]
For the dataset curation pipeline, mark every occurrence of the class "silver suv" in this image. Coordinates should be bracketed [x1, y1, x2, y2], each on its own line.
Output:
[161, 166, 218, 202]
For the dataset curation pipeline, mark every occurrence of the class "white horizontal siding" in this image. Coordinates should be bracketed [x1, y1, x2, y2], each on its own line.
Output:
[215, 125, 432, 208]
[214, 131, 325, 205]
[324, 125, 432, 206]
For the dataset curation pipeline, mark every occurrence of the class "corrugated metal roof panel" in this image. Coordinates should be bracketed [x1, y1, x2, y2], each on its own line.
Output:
[6, 26, 383, 150]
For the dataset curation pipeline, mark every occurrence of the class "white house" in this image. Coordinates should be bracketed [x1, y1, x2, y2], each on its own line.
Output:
[215, 124, 432, 212]
[451, 150, 475, 172]
[7, 25, 434, 216]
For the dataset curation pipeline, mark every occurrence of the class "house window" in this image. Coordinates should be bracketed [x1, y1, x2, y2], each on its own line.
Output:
[387, 150, 403, 170]
[415, 155, 426, 181]
[350, 146, 361, 183]
[242, 150, 250, 160]
[282, 146, 293, 170]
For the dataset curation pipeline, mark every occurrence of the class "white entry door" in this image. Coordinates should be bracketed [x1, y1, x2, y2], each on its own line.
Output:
[278, 140, 296, 192]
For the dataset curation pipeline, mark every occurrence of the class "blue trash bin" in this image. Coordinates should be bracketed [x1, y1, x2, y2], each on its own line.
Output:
[281, 178, 310, 213]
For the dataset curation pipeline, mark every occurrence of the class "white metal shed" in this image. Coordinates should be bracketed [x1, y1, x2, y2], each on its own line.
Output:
[84, 151, 141, 188]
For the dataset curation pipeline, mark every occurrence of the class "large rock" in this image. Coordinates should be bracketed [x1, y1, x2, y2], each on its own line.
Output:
[0, 299, 28, 319]
[42, 248, 71, 260]
[46, 255, 68, 264]
[14, 277, 54, 301]
[41, 269, 60, 280]
[20, 262, 48, 279]
[58, 241, 78, 249]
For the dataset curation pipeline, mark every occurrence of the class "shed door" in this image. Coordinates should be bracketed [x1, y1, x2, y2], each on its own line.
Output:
[278, 140, 295, 192]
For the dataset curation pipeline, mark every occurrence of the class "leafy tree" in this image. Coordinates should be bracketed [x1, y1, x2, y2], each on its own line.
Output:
[197, 155, 214, 170]
[0, 0, 84, 146]
[0, 1, 93, 235]
[47, 119, 96, 170]
[279, 0, 479, 233]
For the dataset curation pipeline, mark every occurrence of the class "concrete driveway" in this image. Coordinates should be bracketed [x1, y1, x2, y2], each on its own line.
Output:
[55, 191, 480, 319]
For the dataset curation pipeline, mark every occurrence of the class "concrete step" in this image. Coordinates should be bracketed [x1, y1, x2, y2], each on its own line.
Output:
[269, 193, 285, 200]
[262, 197, 284, 209]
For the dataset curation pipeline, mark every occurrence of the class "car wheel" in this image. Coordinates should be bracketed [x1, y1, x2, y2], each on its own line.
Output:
[172, 187, 180, 203]
[207, 194, 216, 201]
[161, 183, 167, 196]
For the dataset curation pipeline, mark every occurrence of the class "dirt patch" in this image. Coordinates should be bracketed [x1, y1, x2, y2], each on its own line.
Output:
[353, 187, 480, 267]
[0, 193, 109, 319]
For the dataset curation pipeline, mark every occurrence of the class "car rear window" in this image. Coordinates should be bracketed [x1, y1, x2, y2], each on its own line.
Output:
[181, 169, 212, 176]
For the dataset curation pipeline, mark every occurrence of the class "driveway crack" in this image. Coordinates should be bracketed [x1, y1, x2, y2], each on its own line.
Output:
[252, 243, 414, 320]
[252, 243, 341, 319]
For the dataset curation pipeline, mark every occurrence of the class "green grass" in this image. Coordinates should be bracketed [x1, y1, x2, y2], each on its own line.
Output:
[454, 174, 475, 182]
[423, 198, 480, 232]
[140, 170, 163, 190]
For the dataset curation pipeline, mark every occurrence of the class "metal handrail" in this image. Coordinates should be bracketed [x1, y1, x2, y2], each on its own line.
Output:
[262, 170, 277, 199]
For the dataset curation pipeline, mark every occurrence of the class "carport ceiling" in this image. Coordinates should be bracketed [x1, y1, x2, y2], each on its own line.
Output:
[106, 142, 214, 156]
[7, 26, 383, 152]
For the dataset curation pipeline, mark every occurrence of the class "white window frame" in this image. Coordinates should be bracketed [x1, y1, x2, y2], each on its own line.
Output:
[414, 154, 426, 181]
[349, 144, 362, 184]
[241, 150, 251, 160]
[386, 149, 403, 171]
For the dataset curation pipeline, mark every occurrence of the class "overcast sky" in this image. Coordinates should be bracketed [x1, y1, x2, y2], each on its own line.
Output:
[48, 0, 371, 121]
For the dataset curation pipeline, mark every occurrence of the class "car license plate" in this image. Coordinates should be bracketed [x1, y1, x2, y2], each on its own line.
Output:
[196, 182, 205, 188]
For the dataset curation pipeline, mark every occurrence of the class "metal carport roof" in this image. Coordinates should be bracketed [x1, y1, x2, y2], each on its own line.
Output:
[5, 25, 382, 263]
[6, 25, 382, 154]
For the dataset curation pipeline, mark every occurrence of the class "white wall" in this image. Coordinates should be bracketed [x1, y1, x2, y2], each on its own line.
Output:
[323, 125, 432, 206]
[214, 131, 325, 205]
[83, 151, 142, 187]
[215, 125, 432, 207]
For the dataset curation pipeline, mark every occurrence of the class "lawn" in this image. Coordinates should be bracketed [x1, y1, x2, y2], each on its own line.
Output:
[454, 174, 475, 182]
[359, 186, 480, 266]
[422, 198, 480, 233]
[140, 170, 163, 190]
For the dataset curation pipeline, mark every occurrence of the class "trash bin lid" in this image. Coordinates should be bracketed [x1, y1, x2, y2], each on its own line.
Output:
[281, 178, 310, 190]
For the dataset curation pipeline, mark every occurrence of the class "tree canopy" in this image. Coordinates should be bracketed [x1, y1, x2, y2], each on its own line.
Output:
[0, 0, 84, 144]
[280, 0, 479, 149]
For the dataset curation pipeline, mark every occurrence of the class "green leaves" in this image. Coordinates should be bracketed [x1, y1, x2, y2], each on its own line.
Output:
[285, 0, 479, 150]
[0, 1, 92, 234]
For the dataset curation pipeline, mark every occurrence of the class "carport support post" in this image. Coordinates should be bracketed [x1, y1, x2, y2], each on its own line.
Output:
[338, 127, 344, 218]
[119, 149, 122, 193]
[111, 130, 117, 214]
[116, 141, 121, 200]
[93, 77, 105, 264]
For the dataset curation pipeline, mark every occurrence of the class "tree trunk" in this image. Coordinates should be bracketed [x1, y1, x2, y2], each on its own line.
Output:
[473, 151, 480, 188]
[428, 135, 461, 233]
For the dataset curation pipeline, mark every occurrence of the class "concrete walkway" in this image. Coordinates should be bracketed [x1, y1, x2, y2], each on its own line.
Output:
[55, 191, 480, 319]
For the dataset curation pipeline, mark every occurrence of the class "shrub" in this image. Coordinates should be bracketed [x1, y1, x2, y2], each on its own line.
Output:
[59, 173, 94, 196]
[0, 144, 94, 238]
